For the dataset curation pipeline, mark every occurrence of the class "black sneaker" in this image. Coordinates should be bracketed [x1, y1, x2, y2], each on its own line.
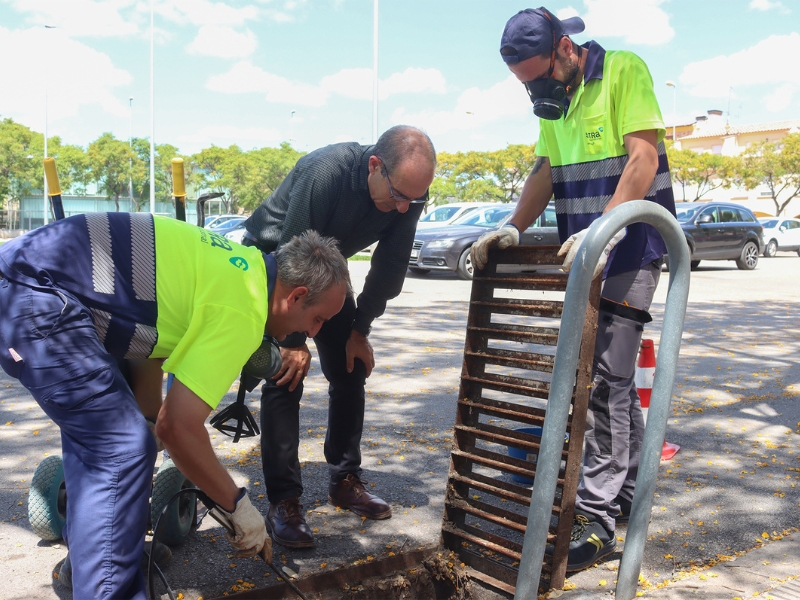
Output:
[565, 512, 616, 572]
[614, 495, 632, 524]
[57, 540, 172, 591]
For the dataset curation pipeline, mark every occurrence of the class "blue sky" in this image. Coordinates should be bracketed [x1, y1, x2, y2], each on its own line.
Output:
[1, 0, 798, 156]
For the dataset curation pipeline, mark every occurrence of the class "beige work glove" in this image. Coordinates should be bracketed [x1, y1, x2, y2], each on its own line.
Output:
[558, 227, 627, 279]
[209, 490, 272, 562]
[471, 225, 520, 270]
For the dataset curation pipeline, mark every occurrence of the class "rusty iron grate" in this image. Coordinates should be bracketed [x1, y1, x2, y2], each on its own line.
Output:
[441, 245, 601, 595]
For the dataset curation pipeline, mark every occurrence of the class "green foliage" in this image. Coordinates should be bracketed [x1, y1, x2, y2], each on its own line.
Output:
[188, 142, 305, 213]
[88, 132, 138, 211]
[0, 118, 40, 206]
[432, 143, 538, 204]
[667, 144, 737, 202]
[738, 133, 800, 216]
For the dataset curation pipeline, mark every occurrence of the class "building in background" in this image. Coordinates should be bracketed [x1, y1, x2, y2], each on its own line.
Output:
[671, 111, 800, 217]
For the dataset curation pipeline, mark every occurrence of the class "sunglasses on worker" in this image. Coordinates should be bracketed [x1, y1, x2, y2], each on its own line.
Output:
[376, 156, 426, 204]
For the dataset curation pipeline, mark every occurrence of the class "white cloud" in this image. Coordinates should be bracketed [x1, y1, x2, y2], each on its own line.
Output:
[154, 0, 259, 27]
[320, 68, 372, 100]
[749, 0, 790, 13]
[562, 0, 674, 45]
[765, 83, 798, 112]
[177, 124, 282, 153]
[679, 33, 800, 103]
[7, 0, 140, 37]
[0, 26, 132, 126]
[207, 63, 447, 106]
[389, 75, 531, 135]
[206, 61, 326, 106]
[186, 25, 257, 58]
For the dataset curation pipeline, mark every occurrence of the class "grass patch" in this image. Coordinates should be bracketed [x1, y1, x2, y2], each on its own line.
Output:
[348, 253, 371, 262]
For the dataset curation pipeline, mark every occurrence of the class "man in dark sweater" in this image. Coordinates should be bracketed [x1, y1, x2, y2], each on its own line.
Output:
[242, 125, 436, 548]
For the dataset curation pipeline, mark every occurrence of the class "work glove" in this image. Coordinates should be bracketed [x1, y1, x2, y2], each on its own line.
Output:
[471, 225, 520, 271]
[209, 489, 272, 562]
[145, 418, 165, 453]
[558, 227, 627, 279]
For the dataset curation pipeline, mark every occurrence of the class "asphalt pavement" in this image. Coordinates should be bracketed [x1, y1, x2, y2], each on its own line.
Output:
[0, 252, 799, 600]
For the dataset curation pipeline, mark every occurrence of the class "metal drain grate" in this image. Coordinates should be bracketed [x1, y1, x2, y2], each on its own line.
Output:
[441, 245, 602, 596]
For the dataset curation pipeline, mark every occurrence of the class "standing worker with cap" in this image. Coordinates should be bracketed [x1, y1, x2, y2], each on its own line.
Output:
[472, 6, 676, 571]
[241, 125, 436, 549]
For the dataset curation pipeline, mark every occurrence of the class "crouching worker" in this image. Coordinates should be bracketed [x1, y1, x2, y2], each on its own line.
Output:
[0, 214, 350, 600]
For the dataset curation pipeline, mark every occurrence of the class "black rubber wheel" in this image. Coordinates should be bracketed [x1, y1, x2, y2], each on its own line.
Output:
[690, 260, 701, 270]
[456, 247, 474, 280]
[150, 459, 196, 546]
[736, 241, 759, 270]
[29, 455, 67, 541]
[764, 239, 777, 257]
[408, 267, 430, 275]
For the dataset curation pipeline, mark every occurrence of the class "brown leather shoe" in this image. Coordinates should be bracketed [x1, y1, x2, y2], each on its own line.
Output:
[267, 498, 315, 548]
[329, 474, 392, 520]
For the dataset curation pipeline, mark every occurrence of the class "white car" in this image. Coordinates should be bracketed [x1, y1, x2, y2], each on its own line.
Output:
[759, 217, 800, 257]
[416, 202, 495, 230]
[224, 225, 247, 244]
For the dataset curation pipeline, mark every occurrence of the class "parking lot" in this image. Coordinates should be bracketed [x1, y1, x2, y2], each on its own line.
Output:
[0, 252, 799, 599]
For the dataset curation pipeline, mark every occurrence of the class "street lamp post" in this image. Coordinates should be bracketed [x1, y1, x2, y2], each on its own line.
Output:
[43, 25, 56, 226]
[666, 80, 677, 142]
[290, 109, 296, 146]
[372, 0, 378, 143]
[129, 97, 134, 207]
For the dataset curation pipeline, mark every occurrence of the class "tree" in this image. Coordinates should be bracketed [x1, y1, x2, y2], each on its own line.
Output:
[0, 118, 39, 206]
[87, 133, 137, 211]
[238, 143, 304, 211]
[430, 143, 538, 204]
[48, 137, 91, 195]
[738, 133, 800, 216]
[667, 145, 737, 202]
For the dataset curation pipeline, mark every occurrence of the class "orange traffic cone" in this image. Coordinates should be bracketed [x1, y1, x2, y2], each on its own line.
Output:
[635, 339, 680, 461]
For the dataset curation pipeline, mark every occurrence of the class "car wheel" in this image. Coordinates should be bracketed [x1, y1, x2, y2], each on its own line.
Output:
[408, 267, 431, 275]
[736, 241, 759, 270]
[764, 239, 778, 257]
[456, 248, 474, 280]
[690, 260, 700, 270]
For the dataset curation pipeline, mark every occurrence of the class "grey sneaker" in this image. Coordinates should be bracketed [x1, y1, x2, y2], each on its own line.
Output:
[57, 553, 72, 590]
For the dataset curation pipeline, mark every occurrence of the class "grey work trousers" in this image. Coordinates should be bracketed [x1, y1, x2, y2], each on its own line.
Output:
[575, 260, 662, 533]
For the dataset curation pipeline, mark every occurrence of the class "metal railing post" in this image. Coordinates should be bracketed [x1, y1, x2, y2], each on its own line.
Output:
[514, 200, 690, 600]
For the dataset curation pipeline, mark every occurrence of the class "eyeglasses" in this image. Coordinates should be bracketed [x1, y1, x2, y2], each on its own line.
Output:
[377, 157, 426, 204]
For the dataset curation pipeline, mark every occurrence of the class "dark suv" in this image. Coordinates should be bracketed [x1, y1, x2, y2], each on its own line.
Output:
[671, 202, 763, 270]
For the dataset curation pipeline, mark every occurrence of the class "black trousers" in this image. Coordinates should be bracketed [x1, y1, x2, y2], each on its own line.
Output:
[260, 294, 368, 503]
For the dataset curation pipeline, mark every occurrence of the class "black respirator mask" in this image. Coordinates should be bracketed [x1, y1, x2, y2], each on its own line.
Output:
[524, 73, 568, 120]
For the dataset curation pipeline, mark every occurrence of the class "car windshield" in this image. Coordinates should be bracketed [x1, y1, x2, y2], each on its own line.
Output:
[419, 206, 461, 223]
[675, 206, 702, 222]
[452, 206, 513, 227]
[760, 219, 778, 228]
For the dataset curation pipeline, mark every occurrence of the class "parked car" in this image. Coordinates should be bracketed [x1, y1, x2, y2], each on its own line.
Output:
[224, 224, 247, 244]
[208, 216, 246, 236]
[416, 202, 494, 230]
[669, 202, 764, 271]
[205, 215, 242, 230]
[408, 203, 559, 280]
[758, 216, 800, 257]
[360, 202, 495, 255]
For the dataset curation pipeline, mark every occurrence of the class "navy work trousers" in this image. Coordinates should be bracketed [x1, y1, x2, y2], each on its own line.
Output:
[576, 261, 662, 533]
[260, 293, 367, 503]
[0, 276, 156, 599]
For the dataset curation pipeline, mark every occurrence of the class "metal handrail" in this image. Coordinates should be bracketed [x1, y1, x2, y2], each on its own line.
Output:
[513, 200, 690, 600]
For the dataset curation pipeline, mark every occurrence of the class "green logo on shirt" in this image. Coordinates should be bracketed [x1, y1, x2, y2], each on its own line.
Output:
[229, 257, 249, 271]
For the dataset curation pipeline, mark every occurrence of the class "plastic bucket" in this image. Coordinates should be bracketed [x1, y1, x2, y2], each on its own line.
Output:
[507, 426, 542, 484]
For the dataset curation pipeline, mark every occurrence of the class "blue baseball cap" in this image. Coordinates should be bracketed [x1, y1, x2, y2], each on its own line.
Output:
[500, 7, 585, 65]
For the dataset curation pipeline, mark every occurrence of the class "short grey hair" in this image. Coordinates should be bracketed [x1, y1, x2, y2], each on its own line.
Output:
[373, 125, 436, 176]
[275, 231, 352, 306]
